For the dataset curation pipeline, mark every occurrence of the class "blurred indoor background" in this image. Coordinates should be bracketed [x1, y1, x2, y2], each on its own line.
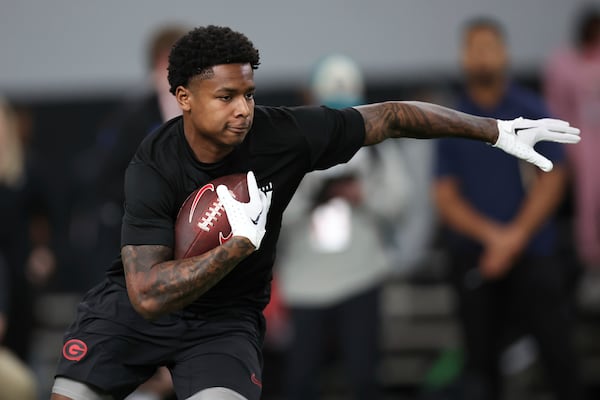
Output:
[0, 0, 598, 399]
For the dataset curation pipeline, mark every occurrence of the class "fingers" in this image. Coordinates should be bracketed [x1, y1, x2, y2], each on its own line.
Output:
[514, 118, 580, 136]
[221, 172, 270, 211]
[544, 123, 580, 135]
[519, 125, 581, 145]
[216, 184, 234, 203]
[514, 118, 569, 130]
[246, 171, 259, 196]
[246, 171, 267, 209]
[534, 118, 570, 128]
[256, 190, 271, 231]
[527, 150, 554, 172]
[263, 189, 273, 209]
[217, 174, 271, 249]
[496, 118, 579, 172]
[548, 126, 581, 135]
[537, 130, 582, 144]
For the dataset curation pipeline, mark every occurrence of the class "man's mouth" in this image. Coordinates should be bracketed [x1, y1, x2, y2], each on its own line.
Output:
[228, 125, 250, 134]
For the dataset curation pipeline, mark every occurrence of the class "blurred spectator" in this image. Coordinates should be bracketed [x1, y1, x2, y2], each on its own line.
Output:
[0, 98, 58, 399]
[277, 54, 410, 400]
[433, 18, 583, 399]
[545, 5, 600, 268]
[0, 99, 56, 360]
[93, 25, 187, 268]
[88, 25, 187, 400]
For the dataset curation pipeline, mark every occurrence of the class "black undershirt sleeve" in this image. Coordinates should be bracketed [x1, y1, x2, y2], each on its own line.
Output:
[292, 106, 366, 171]
[121, 162, 175, 248]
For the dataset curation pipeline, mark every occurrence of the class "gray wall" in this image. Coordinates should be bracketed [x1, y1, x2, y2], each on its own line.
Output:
[0, 0, 592, 98]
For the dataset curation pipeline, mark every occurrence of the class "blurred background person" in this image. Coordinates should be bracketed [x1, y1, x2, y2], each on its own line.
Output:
[545, 5, 600, 269]
[0, 98, 57, 399]
[90, 24, 187, 280]
[433, 18, 584, 400]
[0, 98, 56, 362]
[277, 54, 412, 400]
[93, 25, 187, 400]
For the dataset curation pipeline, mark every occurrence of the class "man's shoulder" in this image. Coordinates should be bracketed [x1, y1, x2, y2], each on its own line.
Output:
[253, 104, 363, 136]
[506, 84, 549, 118]
[251, 104, 327, 140]
[507, 84, 542, 103]
[254, 104, 314, 121]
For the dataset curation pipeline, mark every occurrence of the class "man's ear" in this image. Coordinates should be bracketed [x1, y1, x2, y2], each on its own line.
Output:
[175, 86, 191, 112]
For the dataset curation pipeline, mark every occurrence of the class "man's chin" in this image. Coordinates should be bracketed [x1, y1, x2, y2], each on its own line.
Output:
[222, 131, 248, 146]
[468, 72, 503, 87]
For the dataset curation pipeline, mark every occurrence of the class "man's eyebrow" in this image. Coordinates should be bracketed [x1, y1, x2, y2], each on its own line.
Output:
[215, 86, 256, 93]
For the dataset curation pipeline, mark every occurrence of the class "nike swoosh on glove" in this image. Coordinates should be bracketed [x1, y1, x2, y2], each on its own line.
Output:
[216, 171, 272, 250]
[494, 118, 581, 172]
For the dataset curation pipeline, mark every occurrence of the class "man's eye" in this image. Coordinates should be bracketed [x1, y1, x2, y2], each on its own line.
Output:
[219, 96, 232, 101]
[246, 93, 255, 100]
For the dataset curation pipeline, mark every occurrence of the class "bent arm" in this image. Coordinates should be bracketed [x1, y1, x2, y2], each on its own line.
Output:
[511, 165, 567, 238]
[122, 237, 254, 320]
[434, 166, 567, 244]
[433, 177, 500, 243]
[356, 101, 498, 146]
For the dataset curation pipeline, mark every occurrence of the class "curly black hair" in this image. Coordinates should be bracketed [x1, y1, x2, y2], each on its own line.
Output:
[168, 25, 260, 94]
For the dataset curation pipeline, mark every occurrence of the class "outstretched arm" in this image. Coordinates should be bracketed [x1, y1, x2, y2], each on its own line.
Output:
[356, 101, 580, 171]
[356, 101, 498, 145]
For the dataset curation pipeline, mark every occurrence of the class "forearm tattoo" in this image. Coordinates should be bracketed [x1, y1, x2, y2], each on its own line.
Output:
[356, 101, 498, 145]
[122, 238, 254, 318]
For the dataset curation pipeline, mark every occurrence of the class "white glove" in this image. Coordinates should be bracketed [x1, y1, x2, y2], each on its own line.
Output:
[494, 118, 580, 172]
[216, 171, 272, 250]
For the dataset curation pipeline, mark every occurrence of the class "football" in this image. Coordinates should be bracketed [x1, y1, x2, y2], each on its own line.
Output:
[174, 173, 249, 259]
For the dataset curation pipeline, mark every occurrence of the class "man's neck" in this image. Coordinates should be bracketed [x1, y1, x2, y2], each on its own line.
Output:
[183, 121, 232, 164]
[467, 78, 507, 110]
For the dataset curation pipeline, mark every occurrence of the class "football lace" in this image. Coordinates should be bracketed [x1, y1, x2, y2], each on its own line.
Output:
[198, 200, 224, 232]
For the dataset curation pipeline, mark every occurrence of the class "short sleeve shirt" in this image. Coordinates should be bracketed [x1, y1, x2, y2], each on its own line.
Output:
[107, 105, 365, 314]
[435, 83, 565, 256]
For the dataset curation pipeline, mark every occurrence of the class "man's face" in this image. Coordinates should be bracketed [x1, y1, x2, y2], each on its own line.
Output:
[152, 49, 171, 95]
[461, 27, 508, 86]
[177, 63, 255, 150]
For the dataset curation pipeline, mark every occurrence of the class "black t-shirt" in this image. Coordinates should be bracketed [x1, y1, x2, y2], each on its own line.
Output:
[107, 105, 365, 315]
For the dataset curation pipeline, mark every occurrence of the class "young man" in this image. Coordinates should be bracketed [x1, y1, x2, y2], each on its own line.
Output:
[434, 18, 583, 399]
[51, 25, 580, 400]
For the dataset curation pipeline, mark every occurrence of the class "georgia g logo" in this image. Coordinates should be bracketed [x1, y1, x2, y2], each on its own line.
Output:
[62, 339, 88, 362]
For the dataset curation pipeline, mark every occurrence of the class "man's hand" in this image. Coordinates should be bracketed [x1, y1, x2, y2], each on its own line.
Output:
[217, 171, 272, 250]
[479, 224, 528, 280]
[494, 118, 580, 172]
[26, 245, 56, 287]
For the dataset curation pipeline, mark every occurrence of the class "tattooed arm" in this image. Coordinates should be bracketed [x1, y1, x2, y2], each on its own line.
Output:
[122, 237, 254, 320]
[355, 101, 498, 145]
